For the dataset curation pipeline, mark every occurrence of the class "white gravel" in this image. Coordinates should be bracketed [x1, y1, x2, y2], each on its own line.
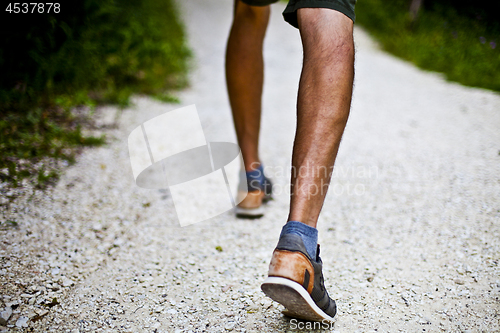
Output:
[1, 0, 499, 332]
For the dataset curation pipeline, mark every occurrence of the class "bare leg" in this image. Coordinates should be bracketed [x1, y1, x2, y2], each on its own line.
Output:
[225, 0, 270, 171]
[288, 9, 355, 227]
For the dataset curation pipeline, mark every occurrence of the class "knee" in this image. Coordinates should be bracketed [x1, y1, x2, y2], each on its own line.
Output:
[234, 1, 270, 27]
[298, 8, 354, 63]
[313, 37, 354, 64]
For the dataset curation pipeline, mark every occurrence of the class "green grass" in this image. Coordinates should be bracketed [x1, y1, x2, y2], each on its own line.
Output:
[356, 0, 500, 92]
[152, 93, 181, 105]
[0, 0, 191, 190]
[0, 107, 106, 188]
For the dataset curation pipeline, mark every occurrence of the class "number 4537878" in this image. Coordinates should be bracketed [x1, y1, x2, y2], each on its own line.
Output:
[6, 3, 60, 13]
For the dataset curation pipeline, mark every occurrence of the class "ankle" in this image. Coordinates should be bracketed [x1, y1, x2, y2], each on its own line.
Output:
[245, 164, 265, 191]
[280, 221, 318, 260]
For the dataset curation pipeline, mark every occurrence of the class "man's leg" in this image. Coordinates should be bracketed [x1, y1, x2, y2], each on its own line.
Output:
[226, 1, 274, 219]
[225, 0, 270, 172]
[261, 8, 354, 322]
[289, 8, 354, 227]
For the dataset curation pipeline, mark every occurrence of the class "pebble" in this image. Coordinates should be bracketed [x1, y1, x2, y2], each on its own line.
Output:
[61, 277, 74, 287]
[15, 316, 28, 328]
[27, 311, 38, 319]
[246, 303, 259, 313]
[0, 307, 12, 326]
[5, 301, 18, 308]
[225, 321, 236, 330]
[35, 309, 49, 317]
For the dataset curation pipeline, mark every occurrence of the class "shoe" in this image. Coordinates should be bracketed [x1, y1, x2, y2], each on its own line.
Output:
[261, 233, 337, 322]
[235, 175, 273, 219]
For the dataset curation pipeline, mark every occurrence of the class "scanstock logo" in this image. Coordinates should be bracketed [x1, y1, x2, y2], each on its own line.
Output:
[127, 105, 247, 226]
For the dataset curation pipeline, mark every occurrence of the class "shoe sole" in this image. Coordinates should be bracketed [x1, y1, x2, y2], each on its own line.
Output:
[235, 206, 264, 219]
[261, 277, 336, 322]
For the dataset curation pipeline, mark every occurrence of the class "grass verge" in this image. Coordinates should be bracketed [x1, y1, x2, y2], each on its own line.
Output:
[355, 0, 500, 92]
[0, 0, 191, 193]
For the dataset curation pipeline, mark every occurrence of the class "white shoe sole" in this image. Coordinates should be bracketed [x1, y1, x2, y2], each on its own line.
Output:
[261, 277, 336, 322]
[235, 206, 264, 219]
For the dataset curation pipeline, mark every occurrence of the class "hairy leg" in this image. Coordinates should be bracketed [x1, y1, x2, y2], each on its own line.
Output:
[225, 0, 270, 171]
[288, 8, 355, 227]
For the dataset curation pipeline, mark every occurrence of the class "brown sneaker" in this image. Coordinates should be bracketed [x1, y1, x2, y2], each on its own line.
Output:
[235, 176, 272, 219]
[261, 233, 337, 322]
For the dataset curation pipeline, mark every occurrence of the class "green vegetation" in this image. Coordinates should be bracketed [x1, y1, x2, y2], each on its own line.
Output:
[356, 0, 500, 92]
[0, 0, 191, 189]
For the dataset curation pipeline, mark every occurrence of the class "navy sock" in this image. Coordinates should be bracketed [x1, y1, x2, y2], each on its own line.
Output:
[280, 221, 318, 260]
[244, 164, 265, 191]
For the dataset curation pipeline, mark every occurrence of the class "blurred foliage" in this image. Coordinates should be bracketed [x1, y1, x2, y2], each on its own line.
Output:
[0, 0, 191, 189]
[356, 0, 500, 92]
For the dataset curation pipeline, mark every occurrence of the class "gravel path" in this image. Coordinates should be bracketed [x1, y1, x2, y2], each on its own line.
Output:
[1, 0, 500, 332]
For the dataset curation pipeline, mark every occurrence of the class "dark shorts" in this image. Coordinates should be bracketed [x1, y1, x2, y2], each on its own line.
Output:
[239, 0, 356, 28]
